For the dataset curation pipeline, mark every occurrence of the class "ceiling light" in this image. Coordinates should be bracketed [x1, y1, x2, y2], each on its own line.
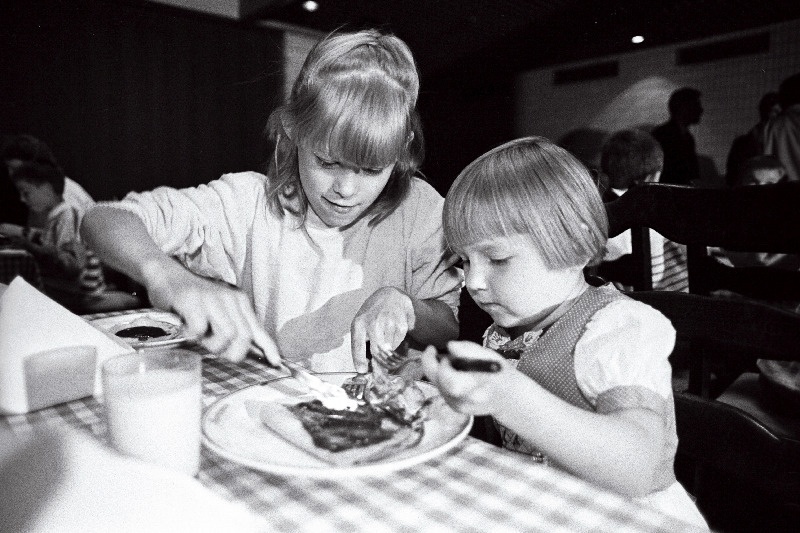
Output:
[303, 1, 319, 12]
[631, 35, 644, 44]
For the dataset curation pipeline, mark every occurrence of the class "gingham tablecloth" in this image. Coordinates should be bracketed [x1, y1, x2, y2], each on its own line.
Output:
[1, 310, 703, 533]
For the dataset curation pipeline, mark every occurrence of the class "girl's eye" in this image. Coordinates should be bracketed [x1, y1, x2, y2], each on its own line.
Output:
[316, 156, 339, 168]
[489, 257, 510, 265]
[361, 167, 384, 176]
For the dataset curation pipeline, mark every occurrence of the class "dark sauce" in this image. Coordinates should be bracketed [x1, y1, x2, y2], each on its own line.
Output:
[115, 325, 168, 342]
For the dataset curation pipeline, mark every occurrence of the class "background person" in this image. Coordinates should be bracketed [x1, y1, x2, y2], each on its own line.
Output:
[597, 129, 688, 293]
[725, 92, 781, 188]
[652, 87, 703, 186]
[764, 72, 800, 182]
[1, 134, 94, 228]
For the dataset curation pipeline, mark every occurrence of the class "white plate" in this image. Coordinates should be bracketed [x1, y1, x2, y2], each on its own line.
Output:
[89, 310, 188, 349]
[202, 373, 472, 478]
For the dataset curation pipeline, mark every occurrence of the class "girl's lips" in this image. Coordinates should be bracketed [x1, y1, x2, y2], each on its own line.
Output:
[324, 198, 357, 212]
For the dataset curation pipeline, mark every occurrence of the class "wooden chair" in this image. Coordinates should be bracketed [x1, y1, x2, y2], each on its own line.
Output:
[606, 182, 800, 300]
[604, 182, 800, 299]
[629, 290, 800, 532]
[604, 182, 800, 396]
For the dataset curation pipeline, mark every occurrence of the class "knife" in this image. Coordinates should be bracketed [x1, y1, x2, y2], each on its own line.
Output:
[248, 343, 349, 398]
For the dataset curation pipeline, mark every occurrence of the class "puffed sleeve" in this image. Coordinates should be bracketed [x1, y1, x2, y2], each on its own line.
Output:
[406, 180, 463, 319]
[104, 172, 266, 285]
[574, 299, 675, 414]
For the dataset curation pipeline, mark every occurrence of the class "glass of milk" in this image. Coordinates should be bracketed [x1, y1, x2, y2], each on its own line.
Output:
[102, 348, 202, 476]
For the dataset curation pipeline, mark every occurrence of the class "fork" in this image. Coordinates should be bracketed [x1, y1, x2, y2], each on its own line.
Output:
[342, 353, 373, 400]
[373, 344, 413, 372]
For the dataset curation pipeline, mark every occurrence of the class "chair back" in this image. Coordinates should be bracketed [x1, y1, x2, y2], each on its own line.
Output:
[630, 290, 800, 530]
[604, 182, 800, 298]
[630, 290, 800, 395]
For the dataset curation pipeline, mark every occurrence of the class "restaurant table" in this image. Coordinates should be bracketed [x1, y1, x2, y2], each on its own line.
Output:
[1, 310, 703, 533]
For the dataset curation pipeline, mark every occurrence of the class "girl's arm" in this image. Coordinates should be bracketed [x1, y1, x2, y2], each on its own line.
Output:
[421, 342, 665, 498]
[492, 368, 665, 497]
[81, 206, 280, 365]
[409, 295, 459, 347]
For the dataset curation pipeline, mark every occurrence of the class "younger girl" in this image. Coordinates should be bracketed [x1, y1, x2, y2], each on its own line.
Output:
[82, 30, 462, 370]
[421, 137, 707, 528]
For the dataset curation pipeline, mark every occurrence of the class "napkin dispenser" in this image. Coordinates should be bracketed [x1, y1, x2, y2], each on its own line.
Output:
[0, 277, 134, 415]
[23, 345, 98, 411]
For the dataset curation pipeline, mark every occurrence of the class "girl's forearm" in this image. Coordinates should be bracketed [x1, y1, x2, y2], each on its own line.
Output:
[492, 371, 664, 497]
[80, 206, 178, 287]
[408, 297, 459, 349]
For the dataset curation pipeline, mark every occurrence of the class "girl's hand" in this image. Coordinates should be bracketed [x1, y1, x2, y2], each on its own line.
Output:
[350, 287, 415, 372]
[146, 266, 280, 365]
[421, 341, 508, 416]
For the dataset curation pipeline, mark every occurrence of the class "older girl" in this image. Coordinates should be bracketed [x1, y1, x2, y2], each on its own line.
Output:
[82, 30, 461, 371]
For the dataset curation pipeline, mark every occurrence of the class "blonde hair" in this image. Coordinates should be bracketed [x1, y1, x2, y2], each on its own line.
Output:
[443, 136, 608, 269]
[264, 29, 423, 224]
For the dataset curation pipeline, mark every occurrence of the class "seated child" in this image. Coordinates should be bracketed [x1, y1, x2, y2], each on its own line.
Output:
[8, 161, 105, 295]
[421, 137, 708, 529]
[712, 155, 799, 272]
[598, 129, 688, 292]
[1, 134, 95, 229]
[730, 154, 786, 187]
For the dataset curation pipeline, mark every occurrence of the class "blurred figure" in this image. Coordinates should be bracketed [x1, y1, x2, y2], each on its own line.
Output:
[726, 92, 781, 187]
[738, 155, 787, 186]
[764, 72, 800, 182]
[599, 128, 663, 199]
[597, 129, 688, 292]
[6, 160, 104, 295]
[1, 134, 94, 228]
[712, 156, 798, 272]
[652, 88, 703, 186]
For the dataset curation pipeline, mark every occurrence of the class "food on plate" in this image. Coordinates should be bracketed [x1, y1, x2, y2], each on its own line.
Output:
[108, 316, 180, 343]
[247, 366, 434, 466]
[286, 399, 405, 452]
[115, 325, 169, 341]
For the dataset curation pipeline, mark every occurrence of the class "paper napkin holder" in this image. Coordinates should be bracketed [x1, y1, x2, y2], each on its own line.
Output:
[24, 345, 98, 411]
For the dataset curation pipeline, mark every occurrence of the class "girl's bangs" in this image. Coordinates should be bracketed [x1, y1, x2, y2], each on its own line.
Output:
[299, 76, 410, 168]
[444, 173, 520, 253]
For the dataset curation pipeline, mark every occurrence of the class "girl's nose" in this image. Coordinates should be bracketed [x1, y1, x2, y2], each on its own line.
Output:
[332, 171, 358, 197]
[463, 263, 485, 292]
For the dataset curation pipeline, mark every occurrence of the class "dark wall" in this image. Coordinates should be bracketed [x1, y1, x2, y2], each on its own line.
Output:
[419, 72, 516, 197]
[418, 72, 516, 341]
[1, 0, 284, 201]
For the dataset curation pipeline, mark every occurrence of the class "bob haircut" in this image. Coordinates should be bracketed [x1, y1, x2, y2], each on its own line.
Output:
[600, 129, 663, 190]
[264, 29, 424, 225]
[443, 136, 608, 269]
[11, 160, 66, 196]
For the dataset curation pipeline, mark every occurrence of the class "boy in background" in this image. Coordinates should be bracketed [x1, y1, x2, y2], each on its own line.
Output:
[3, 161, 104, 295]
[597, 129, 688, 292]
[1, 134, 94, 229]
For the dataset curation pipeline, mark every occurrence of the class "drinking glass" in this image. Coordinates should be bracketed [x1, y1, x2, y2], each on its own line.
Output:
[102, 348, 202, 476]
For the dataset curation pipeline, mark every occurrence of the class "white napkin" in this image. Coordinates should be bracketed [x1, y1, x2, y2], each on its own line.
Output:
[0, 427, 267, 533]
[0, 276, 134, 414]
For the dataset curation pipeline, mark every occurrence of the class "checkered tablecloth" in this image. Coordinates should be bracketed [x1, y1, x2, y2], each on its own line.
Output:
[1, 310, 702, 533]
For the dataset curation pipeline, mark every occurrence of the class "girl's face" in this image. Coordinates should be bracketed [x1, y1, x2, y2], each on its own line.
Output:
[297, 145, 395, 228]
[459, 233, 587, 334]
